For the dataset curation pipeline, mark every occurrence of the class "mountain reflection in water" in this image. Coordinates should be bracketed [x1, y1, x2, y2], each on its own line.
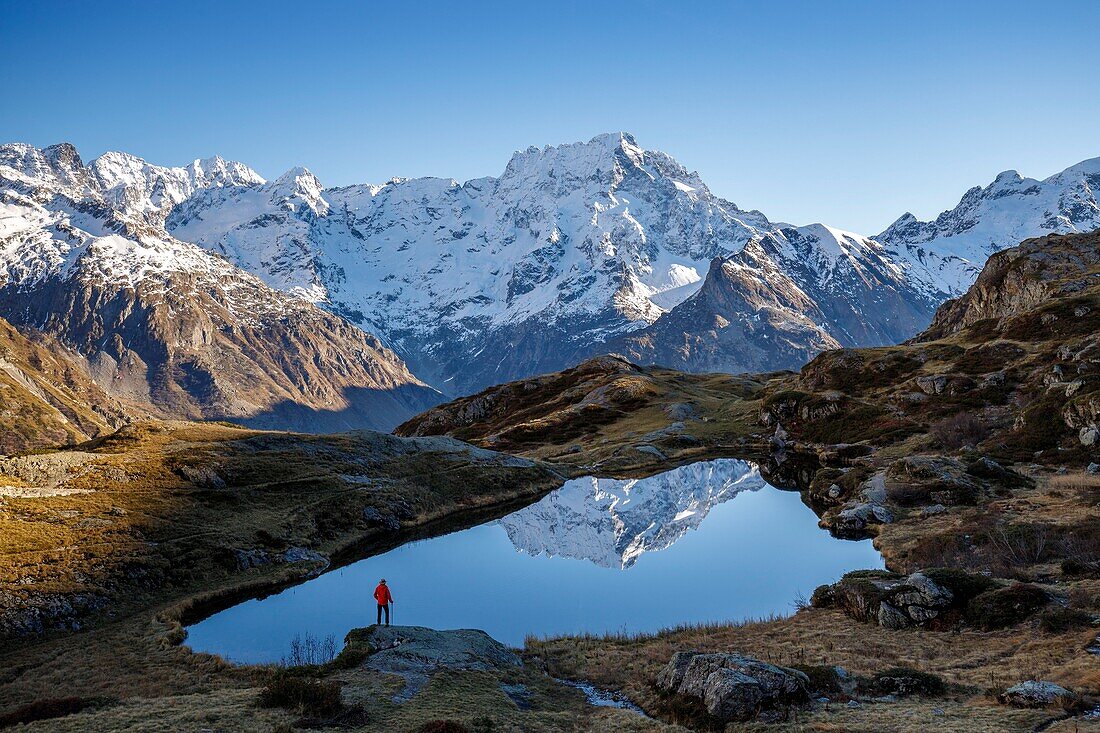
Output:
[500, 459, 764, 568]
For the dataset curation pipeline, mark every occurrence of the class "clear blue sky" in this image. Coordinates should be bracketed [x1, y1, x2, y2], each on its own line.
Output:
[2, 0, 1097, 233]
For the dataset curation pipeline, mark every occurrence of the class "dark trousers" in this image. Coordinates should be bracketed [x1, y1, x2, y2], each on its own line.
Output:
[377, 603, 389, 625]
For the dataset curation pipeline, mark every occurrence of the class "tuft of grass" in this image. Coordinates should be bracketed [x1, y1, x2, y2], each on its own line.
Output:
[257, 674, 343, 717]
[1037, 607, 1093, 633]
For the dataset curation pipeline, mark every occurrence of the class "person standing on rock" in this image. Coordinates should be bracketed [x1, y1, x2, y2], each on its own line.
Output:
[374, 578, 393, 626]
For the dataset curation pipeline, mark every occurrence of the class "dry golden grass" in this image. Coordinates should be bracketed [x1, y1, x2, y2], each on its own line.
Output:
[529, 605, 1099, 732]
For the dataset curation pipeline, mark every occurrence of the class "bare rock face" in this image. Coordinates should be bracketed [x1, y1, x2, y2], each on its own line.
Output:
[608, 252, 842, 375]
[917, 231, 1100, 341]
[656, 651, 809, 723]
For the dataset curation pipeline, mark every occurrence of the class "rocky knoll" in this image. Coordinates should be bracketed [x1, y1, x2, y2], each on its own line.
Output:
[656, 651, 809, 724]
[811, 568, 1052, 631]
[396, 353, 770, 462]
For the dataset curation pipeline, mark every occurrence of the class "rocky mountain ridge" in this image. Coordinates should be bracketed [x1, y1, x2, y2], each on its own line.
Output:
[4, 135, 1099, 407]
[0, 143, 440, 442]
[162, 133, 951, 392]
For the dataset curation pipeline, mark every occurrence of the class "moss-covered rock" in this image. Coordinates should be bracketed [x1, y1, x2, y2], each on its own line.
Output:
[869, 667, 945, 697]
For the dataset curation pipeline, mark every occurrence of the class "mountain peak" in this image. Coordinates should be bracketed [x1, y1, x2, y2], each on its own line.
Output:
[188, 155, 265, 187]
[270, 166, 327, 215]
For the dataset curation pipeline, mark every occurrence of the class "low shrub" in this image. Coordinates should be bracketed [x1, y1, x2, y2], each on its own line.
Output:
[810, 584, 835, 608]
[258, 675, 343, 716]
[930, 413, 990, 451]
[330, 646, 370, 670]
[790, 664, 842, 693]
[920, 568, 998, 604]
[1038, 607, 1093, 633]
[869, 667, 945, 697]
[902, 532, 976, 572]
[964, 584, 1048, 630]
[982, 523, 1055, 566]
[954, 343, 1025, 375]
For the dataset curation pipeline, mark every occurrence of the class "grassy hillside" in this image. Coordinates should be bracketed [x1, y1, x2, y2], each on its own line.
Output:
[0, 317, 134, 454]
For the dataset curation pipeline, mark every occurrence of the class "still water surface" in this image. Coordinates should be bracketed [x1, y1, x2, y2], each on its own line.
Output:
[186, 459, 882, 663]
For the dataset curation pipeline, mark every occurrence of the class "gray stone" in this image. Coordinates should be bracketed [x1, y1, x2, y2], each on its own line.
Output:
[363, 506, 401, 531]
[921, 504, 948, 517]
[898, 573, 953, 607]
[835, 501, 893, 535]
[233, 548, 270, 570]
[703, 668, 765, 721]
[657, 651, 809, 723]
[633, 444, 667, 460]
[878, 602, 911, 630]
[280, 547, 328, 565]
[906, 605, 940, 623]
[999, 680, 1077, 708]
[1081, 426, 1099, 447]
[1088, 463, 1100, 476]
[916, 375, 948, 395]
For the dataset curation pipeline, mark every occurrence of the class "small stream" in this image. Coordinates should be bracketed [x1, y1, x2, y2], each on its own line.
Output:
[186, 459, 882, 663]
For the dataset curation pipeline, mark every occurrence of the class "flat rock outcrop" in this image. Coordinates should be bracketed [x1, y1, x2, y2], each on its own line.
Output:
[346, 625, 520, 702]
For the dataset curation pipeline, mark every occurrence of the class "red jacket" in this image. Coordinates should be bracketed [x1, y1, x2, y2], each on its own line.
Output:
[374, 583, 393, 605]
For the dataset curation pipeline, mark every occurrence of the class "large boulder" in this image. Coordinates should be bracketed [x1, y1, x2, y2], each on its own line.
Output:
[999, 681, 1077, 708]
[657, 651, 809, 723]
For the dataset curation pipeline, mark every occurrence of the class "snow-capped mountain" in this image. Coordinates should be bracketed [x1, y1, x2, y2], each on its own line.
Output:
[498, 458, 765, 569]
[878, 158, 1100, 296]
[150, 132, 950, 392]
[0, 143, 440, 432]
[6, 134, 1097, 403]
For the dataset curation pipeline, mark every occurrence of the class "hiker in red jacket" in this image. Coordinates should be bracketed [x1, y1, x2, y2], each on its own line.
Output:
[374, 578, 393, 626]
